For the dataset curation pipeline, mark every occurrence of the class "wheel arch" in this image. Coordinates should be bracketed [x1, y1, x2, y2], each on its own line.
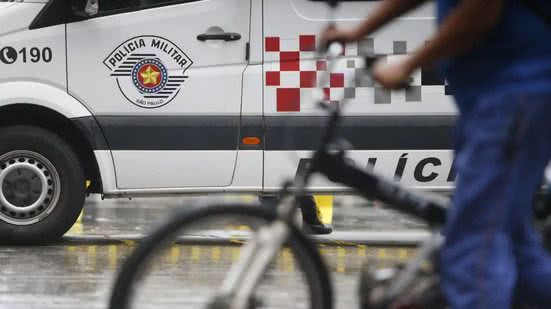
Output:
[0, 103, 105, 194]
[0, 81, 92, 118]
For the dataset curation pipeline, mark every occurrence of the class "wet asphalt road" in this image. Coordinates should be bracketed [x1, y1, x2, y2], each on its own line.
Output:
[0, 195, 427, 309]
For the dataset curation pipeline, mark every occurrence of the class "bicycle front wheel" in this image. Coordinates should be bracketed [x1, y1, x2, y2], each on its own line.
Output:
[109, 203, 333, 309]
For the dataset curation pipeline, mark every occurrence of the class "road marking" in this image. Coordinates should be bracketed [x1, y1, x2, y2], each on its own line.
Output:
[56, 243, 418, 275]
[191, 246, 201, 261]
[358, 245, 367, 258]
[377, 248, 387, 259]
[336, 247, 346, 273]
[231, 247, 240, 262]
[169, 246, 180, 264]
[78, 181, 89, 227]
[399, 248, 409, 261]
[281, 248, 295, 272]
[211, 247, 221, 261]
[69, 181, 89, 233]
[87, 245, 97, 272]
[109, 245, 118, 269]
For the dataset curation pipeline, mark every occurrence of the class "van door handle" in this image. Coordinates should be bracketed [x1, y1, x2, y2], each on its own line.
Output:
[197, 33, 242, 42]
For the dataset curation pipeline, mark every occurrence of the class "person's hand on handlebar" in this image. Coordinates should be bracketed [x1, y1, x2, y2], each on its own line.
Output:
[319, 25, 359, 47]
[320, 25, 413, 90]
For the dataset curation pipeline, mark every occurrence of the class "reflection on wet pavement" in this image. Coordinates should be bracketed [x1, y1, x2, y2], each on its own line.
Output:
[0, 243, 416, 309]
[0, 195, 424, 308]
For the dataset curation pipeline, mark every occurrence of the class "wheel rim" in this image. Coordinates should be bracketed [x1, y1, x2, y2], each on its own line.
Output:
[0, 150, 61, 225]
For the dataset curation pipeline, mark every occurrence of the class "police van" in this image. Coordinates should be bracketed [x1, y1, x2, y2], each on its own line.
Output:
[0, 0, 455, 243]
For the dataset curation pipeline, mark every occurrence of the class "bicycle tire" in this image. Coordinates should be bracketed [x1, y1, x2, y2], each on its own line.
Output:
[109, 203, 333, 309]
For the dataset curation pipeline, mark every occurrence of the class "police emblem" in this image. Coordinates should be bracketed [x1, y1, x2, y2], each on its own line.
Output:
[103, 35, 193, 108]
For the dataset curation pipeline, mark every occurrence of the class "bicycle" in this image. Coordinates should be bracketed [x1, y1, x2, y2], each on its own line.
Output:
[108, 1, 550, 308]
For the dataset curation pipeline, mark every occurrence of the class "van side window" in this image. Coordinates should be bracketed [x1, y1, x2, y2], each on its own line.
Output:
[100, 0, 139, 12]
[32, 0, 202, 30]
[99, 0, 202, 14]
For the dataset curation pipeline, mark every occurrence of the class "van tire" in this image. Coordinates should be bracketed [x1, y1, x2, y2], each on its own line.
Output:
[0, 126, 86, 244]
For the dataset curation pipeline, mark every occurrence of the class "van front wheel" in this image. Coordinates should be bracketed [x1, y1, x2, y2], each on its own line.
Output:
[0, 126, 86, 244]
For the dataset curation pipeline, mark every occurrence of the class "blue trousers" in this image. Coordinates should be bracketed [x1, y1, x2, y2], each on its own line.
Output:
[441, 92, 551, 309]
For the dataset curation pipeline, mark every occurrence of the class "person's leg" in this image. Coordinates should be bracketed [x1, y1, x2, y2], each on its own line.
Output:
[298, 195, 333, 235]
[440, 96, 527, 309]
[506, 94, 551, 306]
[258, 195, 333, 234]
[512, 216, 551, 306]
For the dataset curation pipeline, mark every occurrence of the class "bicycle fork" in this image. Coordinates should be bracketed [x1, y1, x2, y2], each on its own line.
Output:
[209, 197, 297, 309]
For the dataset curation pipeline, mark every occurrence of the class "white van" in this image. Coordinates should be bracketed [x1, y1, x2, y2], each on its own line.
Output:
[0, 0, 455, 242]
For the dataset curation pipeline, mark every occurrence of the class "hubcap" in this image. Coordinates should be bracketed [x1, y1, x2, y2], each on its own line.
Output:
[0, 151, 61, 225]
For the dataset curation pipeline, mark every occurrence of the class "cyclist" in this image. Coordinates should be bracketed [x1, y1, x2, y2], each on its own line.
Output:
[321, 0, 551, 308]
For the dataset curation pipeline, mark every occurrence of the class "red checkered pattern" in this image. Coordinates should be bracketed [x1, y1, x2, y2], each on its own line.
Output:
[265, 35, 347, 112]
[264, 35, 448, 110]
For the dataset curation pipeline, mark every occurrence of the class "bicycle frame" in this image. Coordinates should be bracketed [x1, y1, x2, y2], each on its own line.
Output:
[209, 48, 450, 309]
[209, 38, 347, 309]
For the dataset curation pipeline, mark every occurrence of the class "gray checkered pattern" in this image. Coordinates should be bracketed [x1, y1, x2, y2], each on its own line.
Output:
[339, 39, 449, 103]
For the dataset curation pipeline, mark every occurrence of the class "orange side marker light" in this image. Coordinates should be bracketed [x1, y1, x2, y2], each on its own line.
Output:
[242, 137, 261, 145]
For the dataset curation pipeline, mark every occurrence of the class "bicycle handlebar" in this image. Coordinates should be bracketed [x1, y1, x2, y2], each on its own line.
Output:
[313, 150, 448, 226]
[292, 26, 422, 224]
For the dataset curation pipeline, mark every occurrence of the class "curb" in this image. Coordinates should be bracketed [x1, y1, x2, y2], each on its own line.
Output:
[62, 230, 430, 247]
